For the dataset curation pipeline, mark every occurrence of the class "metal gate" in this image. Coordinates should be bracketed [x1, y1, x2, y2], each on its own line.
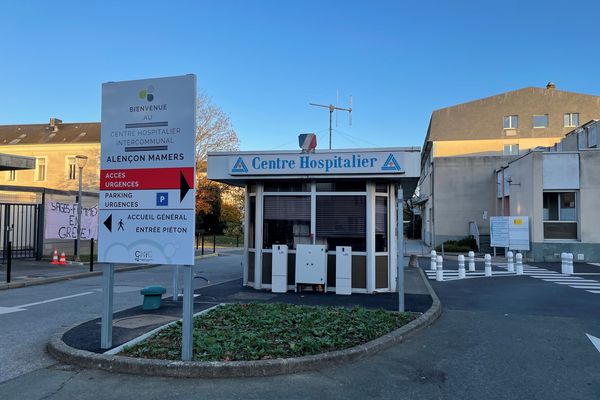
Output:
[0, 203, 39, 261]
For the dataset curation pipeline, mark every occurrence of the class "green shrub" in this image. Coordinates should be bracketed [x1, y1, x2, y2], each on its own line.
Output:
[435, 236, 478, 252]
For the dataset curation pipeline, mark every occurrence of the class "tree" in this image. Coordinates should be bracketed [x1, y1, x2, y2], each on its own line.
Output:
[196, 176, 223, 234]
[195, 92, 240, 162]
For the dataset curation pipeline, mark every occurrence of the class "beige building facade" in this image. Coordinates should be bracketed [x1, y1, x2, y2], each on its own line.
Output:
[417, 84, 600, 249]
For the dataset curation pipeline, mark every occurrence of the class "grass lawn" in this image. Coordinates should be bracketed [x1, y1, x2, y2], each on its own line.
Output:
[121, 303, 417, 361]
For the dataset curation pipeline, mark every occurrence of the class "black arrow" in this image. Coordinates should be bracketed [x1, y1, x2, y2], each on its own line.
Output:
[180, 171, 191, 202]
[103, 214, 112, 232]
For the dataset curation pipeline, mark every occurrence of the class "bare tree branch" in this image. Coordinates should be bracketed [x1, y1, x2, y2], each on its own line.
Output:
[195, 92, 239, 162]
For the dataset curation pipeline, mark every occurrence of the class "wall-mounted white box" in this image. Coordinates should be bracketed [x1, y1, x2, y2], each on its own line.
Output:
[295, 244, 327, 292]
[335, 246, 352, 295]
[271, 244, 288, 293]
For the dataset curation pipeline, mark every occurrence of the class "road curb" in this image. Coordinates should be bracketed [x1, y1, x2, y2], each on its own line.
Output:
[47, 267, 442, 379]
[0, 253, 219, 291]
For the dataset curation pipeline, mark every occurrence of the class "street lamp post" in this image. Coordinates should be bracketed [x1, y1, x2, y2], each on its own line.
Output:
[74, 155, 88, 262]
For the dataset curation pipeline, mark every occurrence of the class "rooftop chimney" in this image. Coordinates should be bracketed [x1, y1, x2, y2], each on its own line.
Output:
[546, 82, 556, 90]
[49, 117, 63, 132]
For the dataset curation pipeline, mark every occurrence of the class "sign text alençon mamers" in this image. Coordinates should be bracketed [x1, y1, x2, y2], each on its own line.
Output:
[98, 75, 196, 265]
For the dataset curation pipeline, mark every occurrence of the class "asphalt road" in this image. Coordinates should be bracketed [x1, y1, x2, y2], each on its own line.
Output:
[1, 254, 599, 399]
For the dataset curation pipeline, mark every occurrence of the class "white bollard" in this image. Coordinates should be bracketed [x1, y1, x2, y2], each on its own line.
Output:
[436, 255, 444, 281]
[567, 253, 574, 275]
[561, 252, 567, 274]
[468, 251, 475, 272]
[430, 250, 437, 271]
[507, 251, 514, 273]
[484, 254, 492, 277]
[458, 255, 466, 279]
[515, 253, 523, 275]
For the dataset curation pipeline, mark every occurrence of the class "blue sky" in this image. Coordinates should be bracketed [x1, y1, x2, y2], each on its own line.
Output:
[1, 0, 600, 150]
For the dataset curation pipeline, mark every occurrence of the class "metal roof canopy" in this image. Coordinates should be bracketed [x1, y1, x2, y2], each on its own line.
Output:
[0, 153, 36, 171]
[207, 147, 421, 200]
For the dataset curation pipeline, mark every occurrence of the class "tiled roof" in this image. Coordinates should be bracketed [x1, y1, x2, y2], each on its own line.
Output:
[0, 122, 100, 145]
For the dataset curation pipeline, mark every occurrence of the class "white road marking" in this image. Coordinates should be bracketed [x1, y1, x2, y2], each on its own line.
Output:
[0, 292, 94, 315]
[586, 290, 600, 294]
[587, 334, 600, 352]
[0, 307, 26, 315]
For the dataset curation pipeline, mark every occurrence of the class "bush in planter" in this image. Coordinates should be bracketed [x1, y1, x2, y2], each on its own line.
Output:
[435, 236, 478, 253]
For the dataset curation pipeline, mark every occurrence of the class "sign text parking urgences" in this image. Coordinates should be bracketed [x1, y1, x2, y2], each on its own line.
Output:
[230, 151, 405, 175]
[98, 75, 196, 265]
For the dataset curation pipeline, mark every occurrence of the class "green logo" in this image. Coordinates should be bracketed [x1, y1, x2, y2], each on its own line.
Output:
[138, 85, 154, 102]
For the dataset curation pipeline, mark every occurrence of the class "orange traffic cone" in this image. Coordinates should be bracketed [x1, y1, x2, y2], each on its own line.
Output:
[50, 249, 60, 265]
[59, 252, 67, 265]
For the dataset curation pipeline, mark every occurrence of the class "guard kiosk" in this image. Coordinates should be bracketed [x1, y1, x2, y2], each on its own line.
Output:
[207, 147, 420, 294]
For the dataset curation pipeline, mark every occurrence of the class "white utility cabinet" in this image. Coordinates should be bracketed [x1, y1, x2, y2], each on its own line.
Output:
[295, 244, 327, 292]
[271, 244, 288, 293]
[335, 246, 352, 295]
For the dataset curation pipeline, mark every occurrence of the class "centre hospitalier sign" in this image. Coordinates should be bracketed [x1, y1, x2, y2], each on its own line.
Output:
[229, 151, 404, 175]
[98, 75, 196, 265]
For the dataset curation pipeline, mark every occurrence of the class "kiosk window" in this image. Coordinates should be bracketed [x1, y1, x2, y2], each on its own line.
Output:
[316, 181, 365, 192]
[264, 181, 310, 192]
[263, 196, 311, 249]
[248, 196, 256, 248]
[375, 197, 388, 252]
[316, 195, 366, 251]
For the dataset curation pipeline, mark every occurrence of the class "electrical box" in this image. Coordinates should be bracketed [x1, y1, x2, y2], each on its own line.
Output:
[335, 246, 352, 295]
[295, 244, 327, 292]
[271, 244, 288, 293]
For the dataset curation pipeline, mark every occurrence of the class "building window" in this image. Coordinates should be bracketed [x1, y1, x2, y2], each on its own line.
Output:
[35, 158, 46, 181]
[533, 114, 548, 128]
[316, 195, 366, 251]
[248, 196, 256, 248]
[375, 197, 388, 252]
[316, 181, 365, 192]
[503, 144, 519, 155]
[564, 113, 579, 127]
[66, 157, 77, 180]
[588, 125, 597, 148]
[543, 192, 577, 239]
[503, 115, 519, 129]
[263, 195, 311, 249]
[264, 180, 310, 192]
[6, 170, 16, 181]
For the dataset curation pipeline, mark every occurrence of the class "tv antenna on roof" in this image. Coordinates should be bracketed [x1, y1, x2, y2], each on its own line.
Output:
[309, 93, 352, 149]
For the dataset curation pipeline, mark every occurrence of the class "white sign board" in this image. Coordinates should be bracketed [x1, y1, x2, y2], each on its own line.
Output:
[228, 151, 410, 175]
[44, 201, 98, 240]
[490, 216, 530, 251]
[490, 217, 509, 248]
[98, 75, 196, 265]
[508, 216, 530, 251]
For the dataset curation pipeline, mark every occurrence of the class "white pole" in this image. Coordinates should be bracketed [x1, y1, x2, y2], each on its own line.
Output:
[172, 265, 180, 301]
[516, 253, 523, 275]
[100, 263, 114, 349]
[567, 253, 574, 275]
[484, 254, 492, 277]
[182, 264, 194, 361]
[397, 186, 405, 313]
[561, 252, 567, 274]
[507, 251, 514, 273]
[435, 255, 443, 281]
[468, 251, 475, 272]
[430, 250, 437, 271]
[458, 254, 466, 279]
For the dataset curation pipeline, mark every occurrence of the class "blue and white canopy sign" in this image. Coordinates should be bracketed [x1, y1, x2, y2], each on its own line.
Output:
[228, 151, 405, 175]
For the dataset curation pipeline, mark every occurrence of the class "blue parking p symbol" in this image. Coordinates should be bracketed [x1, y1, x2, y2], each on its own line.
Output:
[156, 192, 168, 206]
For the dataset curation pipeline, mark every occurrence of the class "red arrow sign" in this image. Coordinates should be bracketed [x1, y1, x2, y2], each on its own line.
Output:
[100, 167, 194, 192]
